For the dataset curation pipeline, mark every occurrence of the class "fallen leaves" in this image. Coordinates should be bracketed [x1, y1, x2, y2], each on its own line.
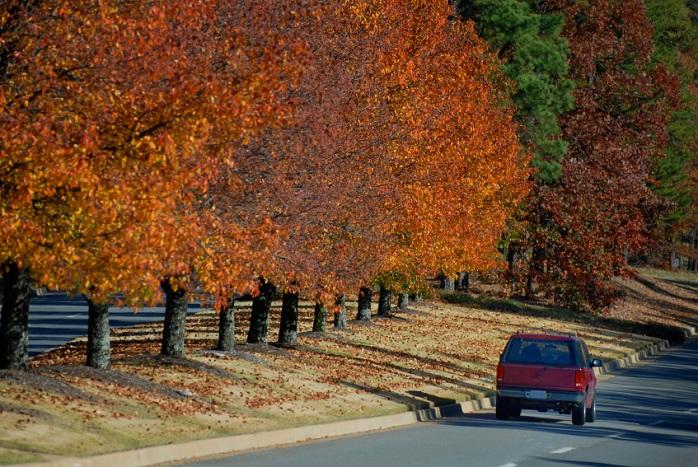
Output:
[4, 274, 697, 459]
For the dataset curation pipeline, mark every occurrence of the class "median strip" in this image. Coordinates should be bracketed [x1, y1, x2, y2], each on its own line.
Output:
[5, 273, 696, 467]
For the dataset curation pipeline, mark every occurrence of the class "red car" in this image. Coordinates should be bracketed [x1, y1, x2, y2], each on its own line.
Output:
[495, 332, 603, 425]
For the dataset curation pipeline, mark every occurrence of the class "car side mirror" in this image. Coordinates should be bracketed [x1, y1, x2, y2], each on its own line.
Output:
[590, 358, 603, 368]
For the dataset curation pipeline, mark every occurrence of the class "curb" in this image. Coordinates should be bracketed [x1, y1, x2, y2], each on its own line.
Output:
[21, 332, 690, 467]
[593, 324, 695, 377]
[593, 339, 670, 377]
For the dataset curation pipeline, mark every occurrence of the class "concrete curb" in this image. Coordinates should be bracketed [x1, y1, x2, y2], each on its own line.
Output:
[593, 324, 695, 377]
[593, 339, 669, 377]
[22, 331, 691, 467]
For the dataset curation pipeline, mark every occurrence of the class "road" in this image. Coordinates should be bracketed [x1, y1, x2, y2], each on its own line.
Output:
[24, 292, 202, 356]
[188, 337, 698, 467]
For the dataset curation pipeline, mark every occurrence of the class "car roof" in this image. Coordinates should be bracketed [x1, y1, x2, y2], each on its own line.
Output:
[510, 333, 577, 342]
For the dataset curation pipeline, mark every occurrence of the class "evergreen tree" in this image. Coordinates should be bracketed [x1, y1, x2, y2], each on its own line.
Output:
[457, 0, 574, 183]
[645, 0, 698, 228]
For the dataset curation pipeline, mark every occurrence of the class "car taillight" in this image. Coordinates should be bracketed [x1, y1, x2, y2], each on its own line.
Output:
[575, 369, 585, 390]
[496, 364, 504, 383]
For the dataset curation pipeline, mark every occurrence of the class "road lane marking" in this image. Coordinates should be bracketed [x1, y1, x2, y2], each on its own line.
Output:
[496, 463, 517, 467]
[67, 314, 81, 318]
[647, 420, 664, 426]
[605, 433, 624, 439]
[550, 447, 575, 454]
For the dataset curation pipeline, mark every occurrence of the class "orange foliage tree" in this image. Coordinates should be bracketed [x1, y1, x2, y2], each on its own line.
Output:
[366, 0, 530, 305]
[223, 0, 529, 346]
[212, 0, 401, 345]
[1, 0, 530, 366]
[0, 0, 303, 369]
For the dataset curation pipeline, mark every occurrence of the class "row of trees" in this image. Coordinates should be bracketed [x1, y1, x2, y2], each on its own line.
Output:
[459, 0, 690, 308]
[0, 1, 528, 370]
[645, 0, 698, 269]
[1, 0, 694, 371]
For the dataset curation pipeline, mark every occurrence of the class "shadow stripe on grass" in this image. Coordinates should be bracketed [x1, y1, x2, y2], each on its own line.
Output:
[441, 293, 689, 345]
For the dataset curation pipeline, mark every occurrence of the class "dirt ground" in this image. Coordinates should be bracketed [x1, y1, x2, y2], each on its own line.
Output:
[0, 268, 695, 464]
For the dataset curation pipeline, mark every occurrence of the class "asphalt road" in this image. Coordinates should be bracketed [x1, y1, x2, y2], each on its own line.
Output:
[188, 337, 698, 467]
[24, 292, 202, 356]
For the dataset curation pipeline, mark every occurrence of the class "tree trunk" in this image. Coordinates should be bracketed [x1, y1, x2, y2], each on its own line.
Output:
[507, 244, 517, 275]
[440, 274, 454, 291]
[693, 230, 698, 272]
[278, 291, 299, 347]
[356, 286, 372, 321]
[671, 247, 679, 270]
[217, 297, 235, 352]
[0, 262, 30, 370]
[456, 272, 469, 291]
[689, 230, 698, 272]
[312, 302, 327, 332]
[525, 263, 534, 299]
[378, 286, 391, 317]
[161, 278, 188, 357]
[397, 291, 409, 310]
[247, 280, 275, 344]
[410, 293, 423, 303]
[86, 299, 110, 369]
[333, 294, 347, 329]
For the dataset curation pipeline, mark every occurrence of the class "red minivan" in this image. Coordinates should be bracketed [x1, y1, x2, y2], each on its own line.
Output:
[495, 332, 603, 425]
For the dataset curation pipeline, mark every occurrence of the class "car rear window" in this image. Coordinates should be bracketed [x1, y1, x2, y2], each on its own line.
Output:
[503, 338, 577, 366]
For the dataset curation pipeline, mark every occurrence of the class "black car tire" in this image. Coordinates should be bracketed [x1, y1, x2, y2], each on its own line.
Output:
[510, 403, 522, 418]
[572, 399, 587, 426]
[585, 396, 596, 423]
[495, 395, 509, 420]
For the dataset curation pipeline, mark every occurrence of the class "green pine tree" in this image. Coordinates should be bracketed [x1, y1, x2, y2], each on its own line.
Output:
[645, 0, 698, 228]
[457, 0, 574, 183]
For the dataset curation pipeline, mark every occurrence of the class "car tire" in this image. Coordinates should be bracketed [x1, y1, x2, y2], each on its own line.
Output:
[495, 396, 509, 420]
[572, 399, 586, 426]
[585, 396, 596, 423]
[510, 403, 522, 418]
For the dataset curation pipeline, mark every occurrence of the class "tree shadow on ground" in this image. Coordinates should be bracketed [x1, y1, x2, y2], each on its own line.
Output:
[0, 400, 57, 421]
[297, 343, 492, 395]
[619, 288, 698, 329]
[634, 276, 698, 305]
[39, 364, 188, 399]
[662, 278, 698, 293]
[330, 336, 488, 377]
[122, 354, 241, 382]
[442, 292, 690, 344]
[0, 369, 95, 400]
[340, 381, 456, 413]
[437, 412, 698, 448]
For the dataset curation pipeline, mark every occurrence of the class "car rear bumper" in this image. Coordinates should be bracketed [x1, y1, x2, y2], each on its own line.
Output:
[497, 387, 585, 404]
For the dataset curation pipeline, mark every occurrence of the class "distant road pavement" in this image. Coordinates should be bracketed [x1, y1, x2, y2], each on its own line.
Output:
[23, 292, 201, 356]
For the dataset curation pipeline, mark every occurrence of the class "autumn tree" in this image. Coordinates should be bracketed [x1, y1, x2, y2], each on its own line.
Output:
[205, 0, 529, 349]
[371, 1, 530, 296]
[453, 1, 575, 297]
[0, 0, 303, 368]
[218, 0, 405, 346]
[526, 0, 679, 308]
